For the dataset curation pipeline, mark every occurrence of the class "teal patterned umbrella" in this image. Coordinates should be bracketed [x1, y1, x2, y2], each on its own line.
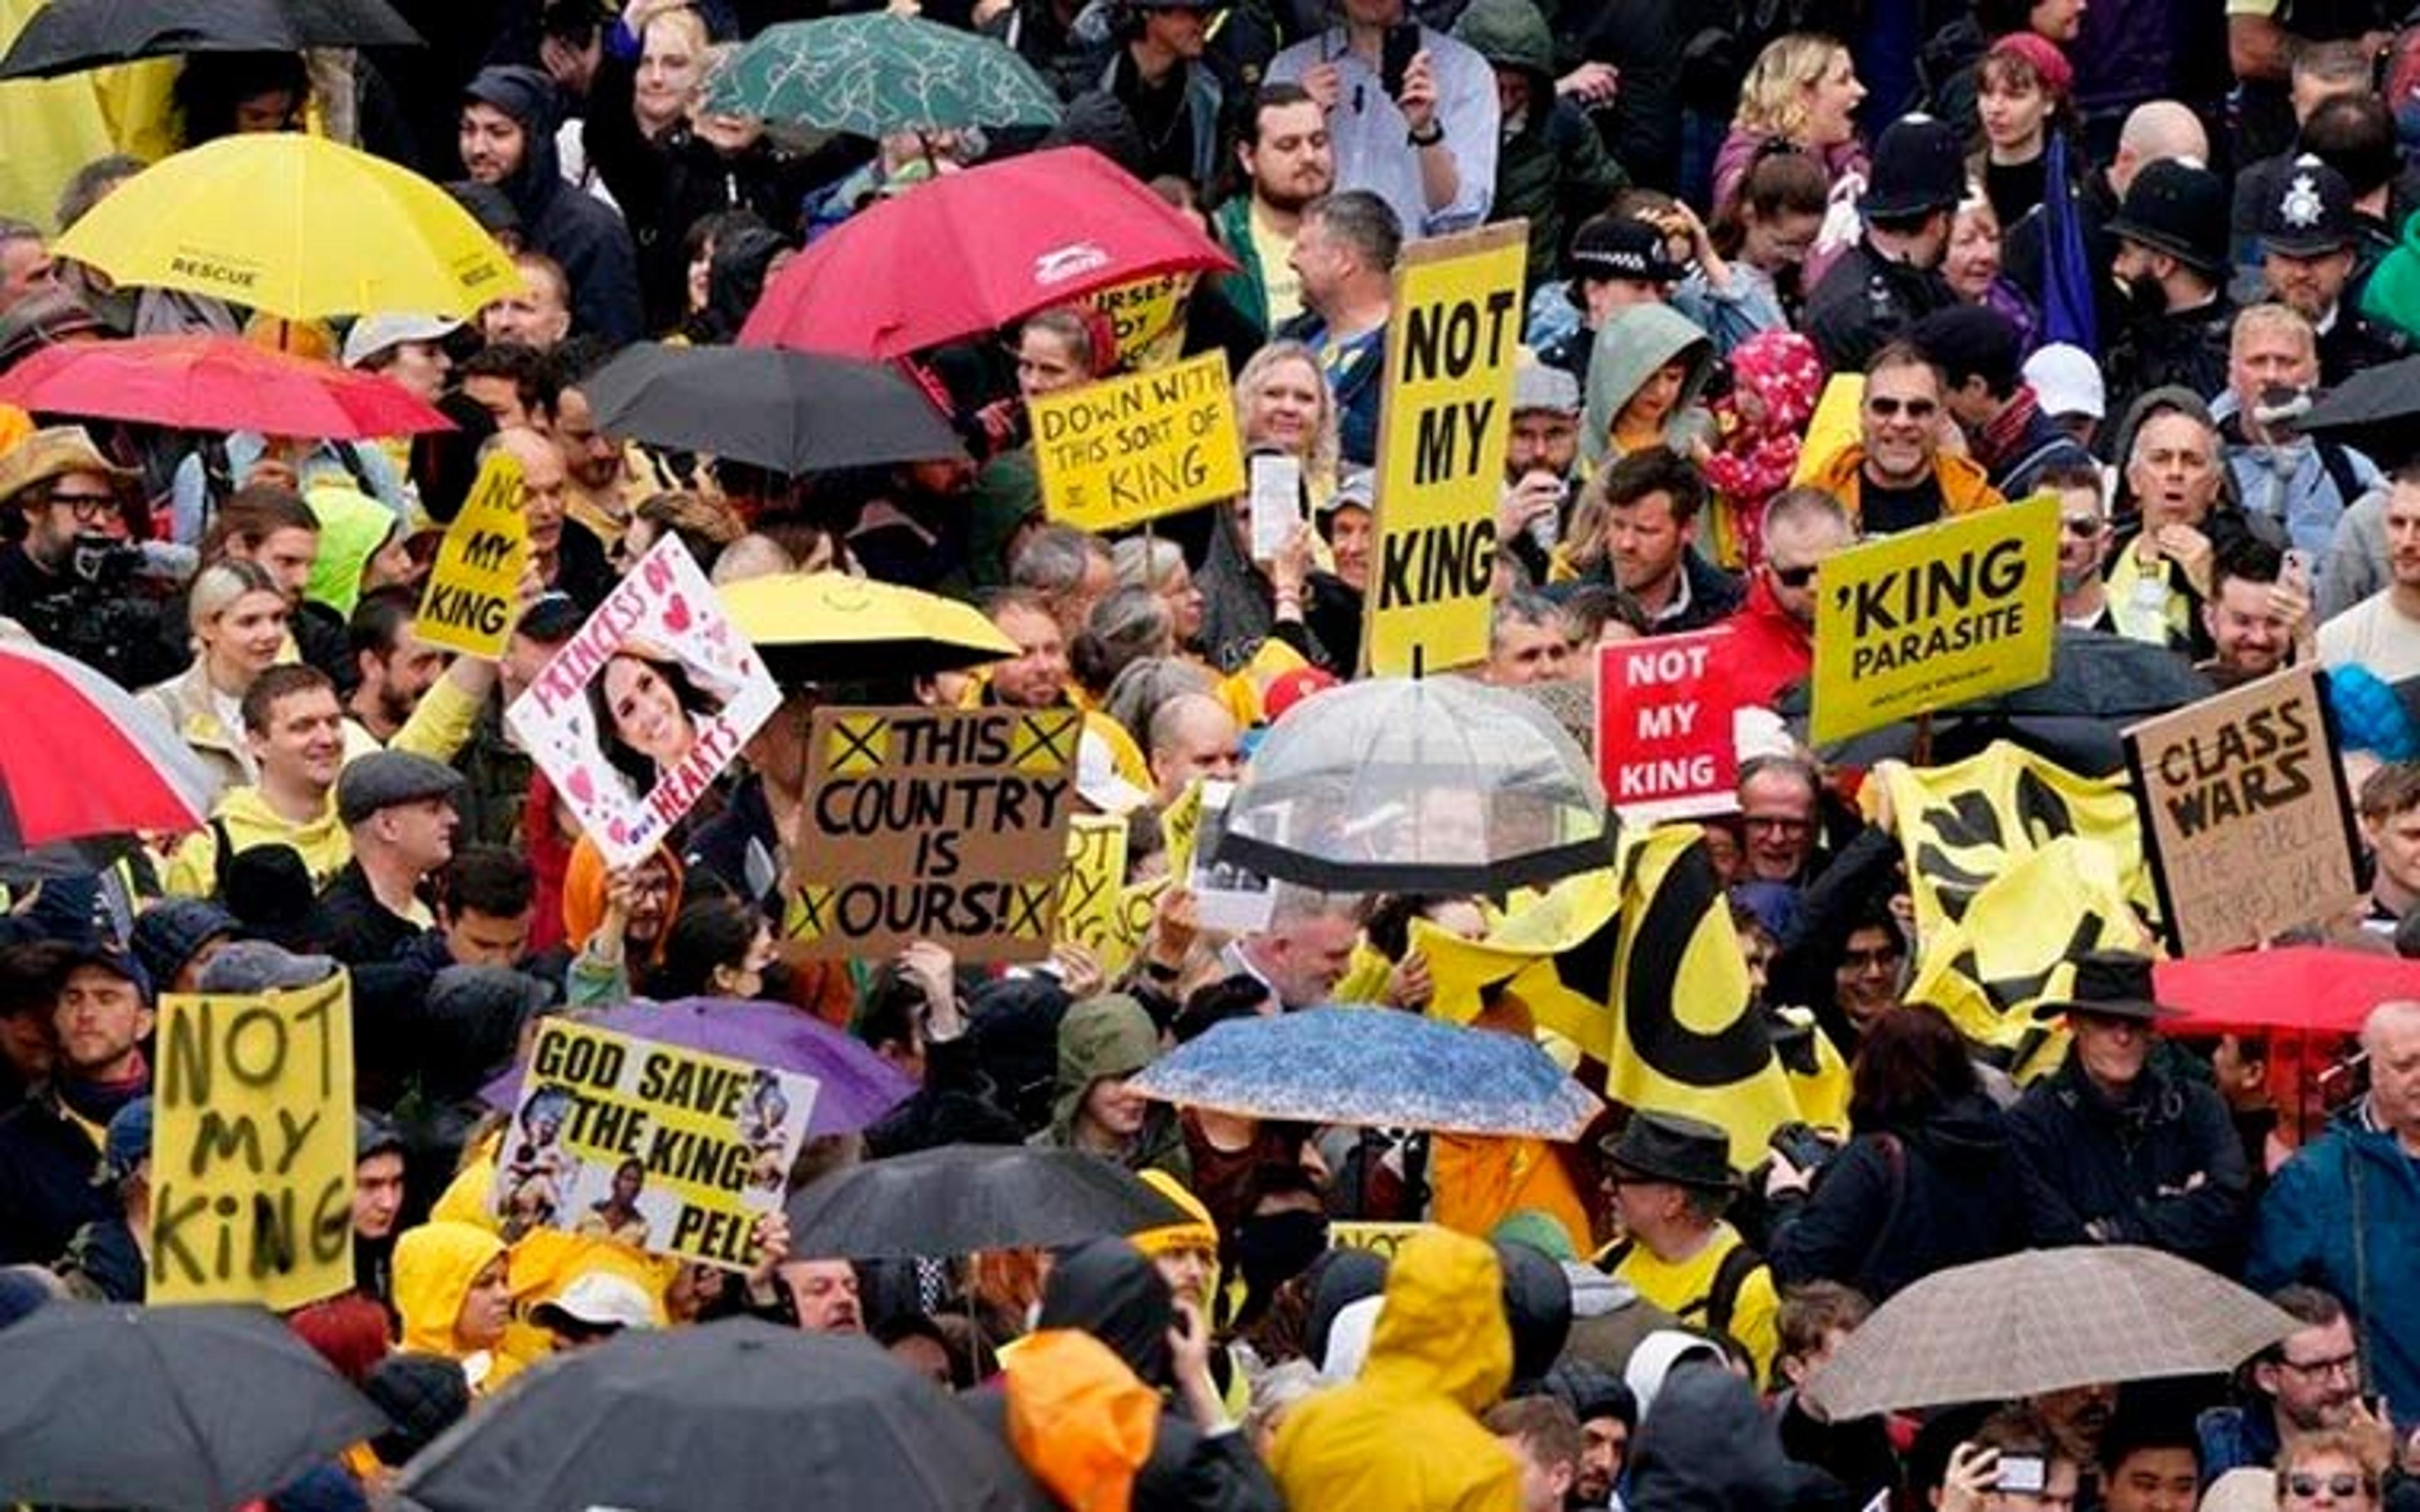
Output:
[706, 15, 1064, 137]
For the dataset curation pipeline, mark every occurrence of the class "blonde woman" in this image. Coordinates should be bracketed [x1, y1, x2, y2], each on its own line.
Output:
[138, 560, 295, 798]
[1233, 341, 1341, 506]
[1714, 35, 1870, 212]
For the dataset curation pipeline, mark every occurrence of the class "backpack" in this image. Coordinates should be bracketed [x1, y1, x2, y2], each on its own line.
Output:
[1603, 1235, 1766, 1340]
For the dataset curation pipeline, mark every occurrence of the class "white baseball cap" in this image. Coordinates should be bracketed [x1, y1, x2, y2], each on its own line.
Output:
[531, 1271, 657, 1333]
[342, 312, 463, 369]
[2023, 343, 2106, 423]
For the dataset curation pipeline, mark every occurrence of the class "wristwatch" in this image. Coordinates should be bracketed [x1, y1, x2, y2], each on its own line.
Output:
[1407, 120, 1444, 147]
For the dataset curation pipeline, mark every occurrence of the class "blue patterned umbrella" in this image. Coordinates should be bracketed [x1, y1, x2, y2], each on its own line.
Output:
[1126, 1007, 1604, 1140]
[705, 15, 1063, 137]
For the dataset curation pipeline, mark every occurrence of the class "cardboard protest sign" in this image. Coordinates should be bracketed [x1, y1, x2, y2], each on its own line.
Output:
[2124, 665, 2362, 955]
[1363, 221, 1528, 677]
[1033, 350, 1245, 533]
[1811, 493, 2058, 745]
[1594, 628, 1744, 823]
[793, 705, 1082, 961]
[497, 1019, 816, 1269]
[151, 973, 354, 1308]
[506, 536, 779, 867]
[414, 449, 528, 658]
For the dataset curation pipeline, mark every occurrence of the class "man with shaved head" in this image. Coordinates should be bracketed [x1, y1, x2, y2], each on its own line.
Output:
[494, 427, 612, 611]
[1148, 694, 1242, 806]
[2250, 999, 2420, 1419]
[2005, 100, 2210, 339]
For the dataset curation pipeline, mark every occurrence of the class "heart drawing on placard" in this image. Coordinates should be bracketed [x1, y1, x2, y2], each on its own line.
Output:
[565, 767, 597, 806]
[662, 593, 693, 635]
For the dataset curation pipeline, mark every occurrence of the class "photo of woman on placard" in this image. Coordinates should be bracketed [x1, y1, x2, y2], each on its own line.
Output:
[585, 639, 733, 801]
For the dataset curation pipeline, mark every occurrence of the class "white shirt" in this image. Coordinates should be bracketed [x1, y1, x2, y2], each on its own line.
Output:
[2317, 589, 2420, 682]
[1265, 25, 1499, 239]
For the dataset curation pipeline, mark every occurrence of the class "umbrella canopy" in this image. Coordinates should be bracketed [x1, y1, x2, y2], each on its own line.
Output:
[1782, 627, 2216, 777]
[706, 14, 1061, 137]
[2155, 947, 2420, 1036]
[0, 1302, 389, 1512]
[2302, 353, 2420, 466]
[52, 134, 520, 321]
[0, 334, 455, 440]
[740, 147, 1235, 359]
[392, 1319, 1047, 1512]
[481, 997, 915, 1135]
[1802, 1246, 2300, 1419]
[1217, 675, 1611, 893]
[1127, 1005, 1605, 1139]
[720, 570, 1018, 686]
[579, 342, 964, 476]
[0, 0, 422, 78]
[785, 1145, 1194, 1257]
[0, 638, 217, 849]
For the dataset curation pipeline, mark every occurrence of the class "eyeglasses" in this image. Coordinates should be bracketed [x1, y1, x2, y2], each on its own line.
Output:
[2285, 1474, 2370, 1499]
[2277, 1351, 2359, 1380]
[1770, 563, 1819, 588]
[1866, 396, 1939, 420]
[2059, 515, 2106, 539]
[46, 491, 118, 523]
[1740, 815, 1812, 833]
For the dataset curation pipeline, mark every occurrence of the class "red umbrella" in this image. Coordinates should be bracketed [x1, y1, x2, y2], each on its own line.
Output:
[2155, 946, 2420, 1035]
[740, 147, 1236, 359]
[0, 334, 454, 440]
[0, 640, 216, 850]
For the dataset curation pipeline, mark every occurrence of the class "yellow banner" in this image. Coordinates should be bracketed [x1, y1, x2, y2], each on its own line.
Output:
[1792, 373, 1863, 484]
[1363, 221, 1528, 677]
[1810, 493, 2059, 745]
[1086, 272, 1195, 370]
[1330, 1221, 1438, 1259]
[414, 450, 528, 658]
[151, 974, 355, 1309]
[497, 1019, 818, 1269]
[1160, 777, 1206, 881]
[1032, 350, 1245, 534]
[1057, 814, 1137, 977]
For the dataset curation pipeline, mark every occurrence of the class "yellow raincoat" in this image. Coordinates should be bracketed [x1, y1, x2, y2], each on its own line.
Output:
[393, 1221, 505, 1375]
[1270, 1228, 1522, 1511]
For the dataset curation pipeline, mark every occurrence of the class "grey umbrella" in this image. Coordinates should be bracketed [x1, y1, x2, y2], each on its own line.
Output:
[785, 1145, 1194, 1258]
[0, 1302, 389, 1512]
[579, 341, 966, 478]
[0, 0, 422, 79]
[1802, 1246, 2300, 1419]
[392, 1319, 1050, 1512]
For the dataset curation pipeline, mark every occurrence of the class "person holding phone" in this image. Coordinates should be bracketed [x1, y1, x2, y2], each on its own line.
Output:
[1265, 0, 1500, 238]
[1935, 1410, 2082, 1512]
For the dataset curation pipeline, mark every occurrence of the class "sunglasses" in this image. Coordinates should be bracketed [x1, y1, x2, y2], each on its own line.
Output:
[1770, 562, 1819, 588]
[1867, 396, 1939, 420]
[2286, 1474, 2368, 1499]
[2060, 514, 2106, 539]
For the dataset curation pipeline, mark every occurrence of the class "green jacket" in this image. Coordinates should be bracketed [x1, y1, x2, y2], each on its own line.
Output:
[1213, 194, 1275, 335]
[1581, 301, 1719, 467]
[1035, 993, 1190, 1181]
[1451, 0, 1629, 292]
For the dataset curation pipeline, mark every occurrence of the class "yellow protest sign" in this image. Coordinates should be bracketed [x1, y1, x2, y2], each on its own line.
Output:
[497, 1019, 817, 1269]
[1160, 777, 1206, 879]
[415, 449, 529, 657]
[1086, 272, 1195, 369]
[1363, 221, 1528, 677]
[1330, 1222, 1437, 1259]
[1057, 814, 1137, 976]
[1032, 350, 1245, 533]
[1811, 493, 2058, 744]
[151, 973, 355, 1309]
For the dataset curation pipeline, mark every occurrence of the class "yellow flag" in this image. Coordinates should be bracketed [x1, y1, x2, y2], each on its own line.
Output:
[1906, 835, 2155, 1082]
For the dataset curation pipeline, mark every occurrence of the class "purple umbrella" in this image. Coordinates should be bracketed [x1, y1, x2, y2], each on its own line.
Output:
[483, 997, 914, 1135]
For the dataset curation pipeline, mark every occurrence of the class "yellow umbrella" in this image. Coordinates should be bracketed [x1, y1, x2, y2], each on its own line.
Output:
[718, 571, 1017, 685]
[52, 133, 520, 321]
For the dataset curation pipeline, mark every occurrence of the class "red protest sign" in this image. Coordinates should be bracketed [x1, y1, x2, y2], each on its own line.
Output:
[1594, 629, 1743, 823]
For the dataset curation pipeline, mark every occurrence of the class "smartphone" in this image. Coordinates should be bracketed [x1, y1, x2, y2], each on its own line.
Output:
[1380, 20, 1420, 100]
[1997, 1455, 2047, 1495]
[2283, 547, 2313, 584]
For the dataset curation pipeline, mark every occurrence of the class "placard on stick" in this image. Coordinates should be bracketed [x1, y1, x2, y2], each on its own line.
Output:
[495, 1019, 816, 1269]
[2123, 665, 2362, 955]
[415, 450, 528, 658]
[1811, 493, 2059, 745]
[1594, 627, 1744, 823]
[1032, 350, 1245, 533]
[793, 706, 1083, 961]
[1362, 220, 1528, 678]
[505, 536, 780, 866]
[151, 973, 355, 1309]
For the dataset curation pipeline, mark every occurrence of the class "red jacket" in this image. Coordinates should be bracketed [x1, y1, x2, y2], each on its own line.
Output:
[1720, 576, 1815, 707]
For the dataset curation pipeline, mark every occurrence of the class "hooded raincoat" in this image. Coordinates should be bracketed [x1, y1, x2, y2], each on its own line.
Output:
[460, 67, 645, 344]
[1035, 994, 1190, 1181]
[1581, 303, 1719, 468]
[303, 484, 400, 619]
[393, 1220, 506, 1372]
[1270, 1227, 1522, 1511]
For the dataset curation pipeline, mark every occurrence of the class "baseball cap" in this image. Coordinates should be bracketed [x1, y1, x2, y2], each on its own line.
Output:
[1569, 216, 1688, 285]
[2023, 343, 2105, 422]
[1512, 362, 1582, 416]
[531, 1271, 657, 1334]
[95, 1096, 152, 1186]
[342, 314, 464, 370]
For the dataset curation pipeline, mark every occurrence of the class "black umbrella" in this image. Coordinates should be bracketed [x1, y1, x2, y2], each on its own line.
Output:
[2299, 353, 2420, 467]
[1778, 626, 2216, 776]
[580, 341, 966, 477]
[785, 1145, 1194, 1257]
[391, 1319, 1049, 1512]
[0, 0, 423, 79]
[0, 1302, 389, 1512]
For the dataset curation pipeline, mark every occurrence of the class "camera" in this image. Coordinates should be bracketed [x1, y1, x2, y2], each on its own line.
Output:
[14, 534, 184, 691]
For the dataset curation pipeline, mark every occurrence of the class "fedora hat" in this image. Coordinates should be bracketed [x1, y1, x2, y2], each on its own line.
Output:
[2031, 949, 2184, 1023]
[1598, 1110, 1738, 1190]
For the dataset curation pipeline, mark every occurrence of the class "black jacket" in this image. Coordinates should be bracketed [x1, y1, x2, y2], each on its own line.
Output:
[1806, 237, 1956, 375]
[2102, 297, 2236, 447]
[463, 66, 646, 344]
[2008, 1055, 2251, 1274]
[1769, 1091, 2028, 1302]
[0, 1087, 117, 1266]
